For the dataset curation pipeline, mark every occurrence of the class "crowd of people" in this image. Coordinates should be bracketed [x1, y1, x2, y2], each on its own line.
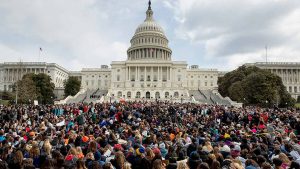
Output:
[0, 101, 300, 169]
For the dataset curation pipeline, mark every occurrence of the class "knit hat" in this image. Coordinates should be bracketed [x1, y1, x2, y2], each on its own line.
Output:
[82, 136, 89, 143]
[152, 148, 161, 155]
[114, 144, 123, 151]
[136, 147, 145, 156]
[220, 145, 231, 153]
[224, 133, 230, 139]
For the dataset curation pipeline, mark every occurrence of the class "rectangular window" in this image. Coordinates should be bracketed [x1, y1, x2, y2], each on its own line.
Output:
[177, 75, 181, 82]
[163, 75, 167, 82]
[86, 81, 88, 86]
[289, 86, 292, 92]
[294, 86, 297, 93]
[131, 75, 135, 81]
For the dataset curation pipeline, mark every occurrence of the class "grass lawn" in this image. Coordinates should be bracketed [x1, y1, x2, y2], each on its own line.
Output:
[0, 100, 9, 105]
[296, 103, 300, 108]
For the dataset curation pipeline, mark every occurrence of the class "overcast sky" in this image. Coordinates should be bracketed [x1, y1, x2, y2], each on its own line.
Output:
[1, 0, 300, 71]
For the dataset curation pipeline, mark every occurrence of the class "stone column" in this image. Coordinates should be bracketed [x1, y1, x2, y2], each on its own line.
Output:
[126, 67, 129, 81]
[137, 66, 139, 81]
[158, 50, 161, 59]
[136, 50, 138, 59]
[132, 51, 134, 60]
[159, 67, 161, 81]
[151, 67, 153, 81]
[129, 66, 131, 81]
[169, 67, 172, 81]
[144, 66, 146, 82]
[9, 69, 12, 82]
[158, 67, 160, 81]
[8, 69, 10, 82]
[162, 67, 164, 81]
[168, 67, 170, 81]
[136, 66, 138, 81]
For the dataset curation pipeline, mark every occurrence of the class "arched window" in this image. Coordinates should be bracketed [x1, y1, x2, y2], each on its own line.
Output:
[117, 91, 122, 98]
[136, 91, 141, 98]
[155, 92, 160, 99]
[127, 91, 131, 98]
[165, 92, 169, 98]
[146, 91, 150, 99]
[174, 92, 179, 98]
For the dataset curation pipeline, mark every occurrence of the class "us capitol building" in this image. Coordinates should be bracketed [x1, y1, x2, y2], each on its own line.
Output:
[0, 1, 299, 103]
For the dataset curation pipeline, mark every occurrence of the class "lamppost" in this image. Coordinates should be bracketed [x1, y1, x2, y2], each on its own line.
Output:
[181, 94, 183, 104]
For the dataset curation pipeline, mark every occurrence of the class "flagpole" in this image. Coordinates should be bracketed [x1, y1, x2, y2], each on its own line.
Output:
[265, 45, 268, 64]
[38, 48, 41, 62]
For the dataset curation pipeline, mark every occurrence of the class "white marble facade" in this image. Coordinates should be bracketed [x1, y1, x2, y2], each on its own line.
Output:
[0, 62, 69, 92]
[107, 2, 218, 99]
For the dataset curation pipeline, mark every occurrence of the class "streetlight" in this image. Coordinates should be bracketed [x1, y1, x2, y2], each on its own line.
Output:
[181, 94, 183, 104]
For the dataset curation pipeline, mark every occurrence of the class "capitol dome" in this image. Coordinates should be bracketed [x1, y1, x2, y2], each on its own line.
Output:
[135, 20, 165, 36]
[127, 0, 172, 61]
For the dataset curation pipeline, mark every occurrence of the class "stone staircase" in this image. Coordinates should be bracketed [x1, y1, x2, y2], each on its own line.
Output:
[189, 90, 213, 104]
[83, 89, 108, 103]
[189, 90, 238, 106]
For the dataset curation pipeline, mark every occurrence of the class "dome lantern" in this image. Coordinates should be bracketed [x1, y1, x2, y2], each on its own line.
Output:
[146, 0, 153, 21]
